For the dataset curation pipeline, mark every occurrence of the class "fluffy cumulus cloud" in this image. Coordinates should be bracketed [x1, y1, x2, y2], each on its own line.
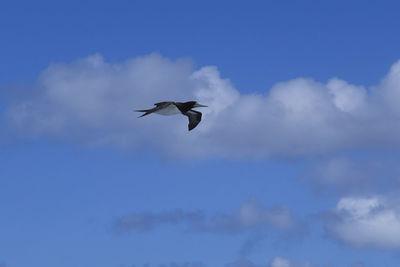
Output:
[6, 53, 400, 158]
[325, 196, 400, 249]
[115, 199, 303, 235]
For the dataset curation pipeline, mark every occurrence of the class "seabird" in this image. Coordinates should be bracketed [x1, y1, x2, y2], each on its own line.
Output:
[135, 101, 208, 131]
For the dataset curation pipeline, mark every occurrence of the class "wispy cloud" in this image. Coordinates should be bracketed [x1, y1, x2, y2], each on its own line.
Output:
[114, 199, 304, 236]
[115, 200, 305, 260]
[239, 233, 268, 258]
[270, 257, 292, 267]
[304, 157, 381, 194]
[115, 209, 205, 233]
[269, 256, 316, 267]
[225, 256, 318, 267]
[225, 258, 260, 267]
[128, 262, 205, 267]
[6, 53, 400, 158]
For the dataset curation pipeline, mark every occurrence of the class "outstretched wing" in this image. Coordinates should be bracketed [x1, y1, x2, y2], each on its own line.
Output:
[185, 110, 202, 131]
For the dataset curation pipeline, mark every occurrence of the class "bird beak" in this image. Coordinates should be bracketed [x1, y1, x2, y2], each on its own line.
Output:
[195, 103, 208, 107]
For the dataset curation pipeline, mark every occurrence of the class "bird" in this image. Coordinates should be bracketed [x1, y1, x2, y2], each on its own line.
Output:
[135, 101, 208, 131]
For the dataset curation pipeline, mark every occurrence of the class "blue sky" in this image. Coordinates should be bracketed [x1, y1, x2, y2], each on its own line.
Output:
[2, 1, 400, 266]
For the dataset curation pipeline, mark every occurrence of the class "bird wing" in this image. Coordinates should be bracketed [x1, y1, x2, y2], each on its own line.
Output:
[154, 101, 172, 106]
[185, 110, 202, 131]
[135, 107, 158, 117]
[136, 102, 173, 117]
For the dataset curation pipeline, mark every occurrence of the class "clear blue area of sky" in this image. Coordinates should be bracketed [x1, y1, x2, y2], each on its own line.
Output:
[1, 1, 400, 266]
[2, 0, 400, 88]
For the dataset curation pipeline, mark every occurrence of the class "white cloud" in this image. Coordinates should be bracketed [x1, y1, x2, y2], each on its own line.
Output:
[327, 78, 366, 113]
[6, 53, 400, 158]
[325, 196, 400, 249]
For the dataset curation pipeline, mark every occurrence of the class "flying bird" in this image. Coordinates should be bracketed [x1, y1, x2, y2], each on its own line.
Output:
[135, 101, 208, 131]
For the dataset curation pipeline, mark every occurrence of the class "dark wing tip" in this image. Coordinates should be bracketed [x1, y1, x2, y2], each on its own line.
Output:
[186, 110, 202, 131]
[188, 124, 195, 131]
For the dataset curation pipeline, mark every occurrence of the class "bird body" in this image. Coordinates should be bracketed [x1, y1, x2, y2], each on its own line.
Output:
[135, 101, 208, 131]
[153, 103, 181, 115]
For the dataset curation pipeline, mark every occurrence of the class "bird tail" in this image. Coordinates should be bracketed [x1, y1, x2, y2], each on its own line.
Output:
[135, 109, 153, 118]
